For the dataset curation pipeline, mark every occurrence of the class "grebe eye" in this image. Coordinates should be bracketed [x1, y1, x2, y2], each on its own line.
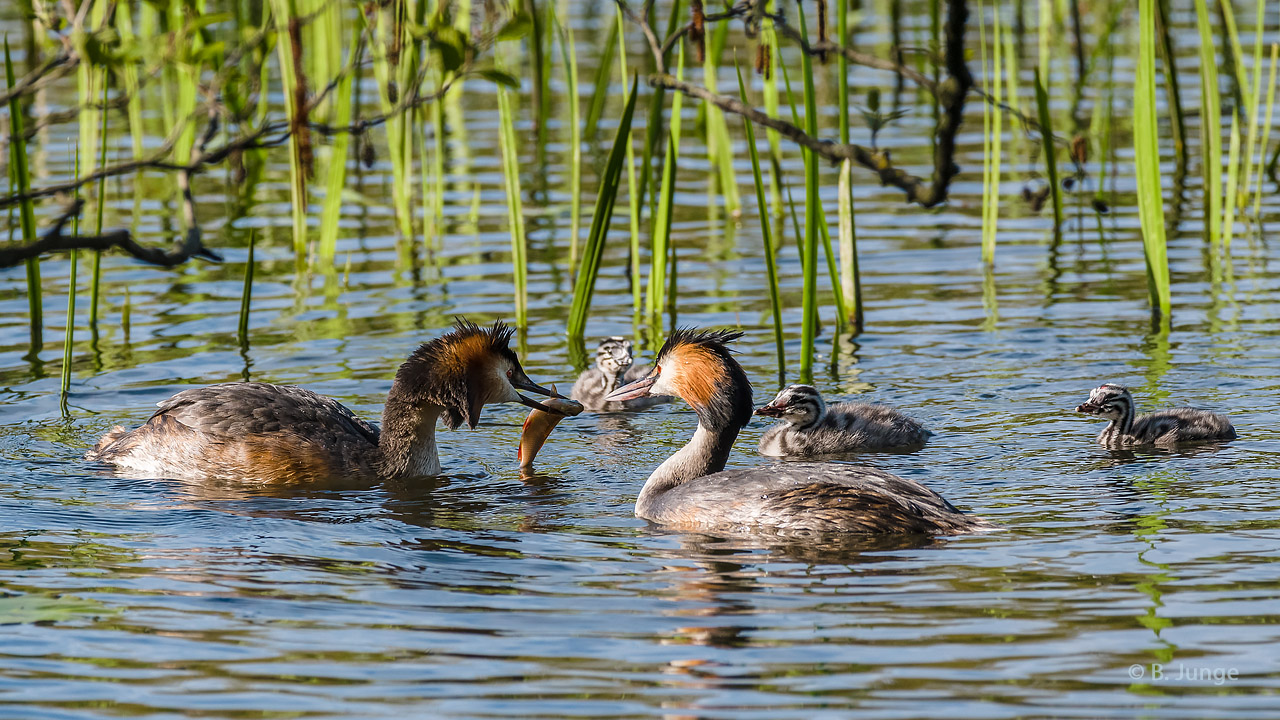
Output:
[506, 369, 514, 379]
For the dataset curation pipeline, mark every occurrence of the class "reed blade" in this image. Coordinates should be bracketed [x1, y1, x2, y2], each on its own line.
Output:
[5, 37, 41, 351]
[615, 6, 642, 316]
[239, 230, 256, 346]
[647, 44, 685, 321]
[798, 4, 820, 382]
[567, 78, 640, 339]
[1033, 68, 1063, 238]
[1135, 0, 1172, 318]
[736, 63, 785, 373]
[1193, 0, 1223, 247]
[318, 25, 360, 264]
[497, 58, 529, 326]
[555, 9, 582, 277]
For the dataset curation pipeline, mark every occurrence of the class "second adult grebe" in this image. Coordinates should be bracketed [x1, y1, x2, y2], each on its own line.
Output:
[86, 319, 563, 483]
[605, 329, 992, 535]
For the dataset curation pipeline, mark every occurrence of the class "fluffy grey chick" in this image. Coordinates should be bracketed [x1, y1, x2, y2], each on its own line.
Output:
[1076, 383, 1236, 447]
[570, 337, 661, 411]
[756, 385, 931, 456]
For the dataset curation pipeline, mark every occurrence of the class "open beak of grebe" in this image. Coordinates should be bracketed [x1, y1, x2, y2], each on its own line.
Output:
[604, 370, 658, 402]
[511, 372, 569, 414]
[755, 402, 786, 418]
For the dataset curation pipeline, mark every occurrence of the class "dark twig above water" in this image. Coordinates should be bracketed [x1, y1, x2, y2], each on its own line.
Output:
[0, 118, 222, 269]
[633, 0, 973, 207]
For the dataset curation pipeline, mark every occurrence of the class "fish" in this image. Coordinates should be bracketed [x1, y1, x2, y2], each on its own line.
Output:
[517, 385, 584, 470]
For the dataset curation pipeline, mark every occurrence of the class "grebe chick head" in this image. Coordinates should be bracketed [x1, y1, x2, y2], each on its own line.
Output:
[755, 385, 827, 428]
[392, 318, 562, 430]
[1075, 383, 1133, 422]
[596, 336, 635, 376]
[604, 327, 753, 431]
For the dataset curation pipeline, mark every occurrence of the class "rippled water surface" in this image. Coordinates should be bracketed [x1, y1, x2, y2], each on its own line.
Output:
[3, 2, 1280, 718]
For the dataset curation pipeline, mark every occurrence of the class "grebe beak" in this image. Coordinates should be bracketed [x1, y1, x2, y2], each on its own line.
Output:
[511, 372, 569, 414]
[1075, 402, 1099, 414]
[605, 371, 657, 402]
[755, 403, 785, 418]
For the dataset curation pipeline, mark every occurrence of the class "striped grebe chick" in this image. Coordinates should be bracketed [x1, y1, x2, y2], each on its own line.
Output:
[86, 319, 563, 483]
[1075, 383, 1237, 447]
[570, 336, 661, 411]
[756, 385, 931, 456]
[604, 329, 992, 535]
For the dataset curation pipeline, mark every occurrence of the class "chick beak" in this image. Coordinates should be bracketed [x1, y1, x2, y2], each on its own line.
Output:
[755, 403, 785, 418]
[605, 371, 657, 402]
[511, 373, 568, 414]
[1076, 402, 1099, 414]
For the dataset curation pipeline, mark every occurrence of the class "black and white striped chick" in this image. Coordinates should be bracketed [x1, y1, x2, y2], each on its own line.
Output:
[570, 336, 661, 412]
[1075, 383, 1237, 448]
[756, 385, 931, 456]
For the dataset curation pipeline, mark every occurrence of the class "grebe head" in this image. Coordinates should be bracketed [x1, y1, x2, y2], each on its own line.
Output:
[755, 384, 826, 427]
[604, 327, 753, 431]
[1075, 383, 1132, 421]
[596, 336, 634, 376]
[394, 318, 561, 430]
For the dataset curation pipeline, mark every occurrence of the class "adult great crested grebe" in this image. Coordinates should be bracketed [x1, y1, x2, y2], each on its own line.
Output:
[1076, 383, 1237, 447]
[86, 319, 563, 483]
[569, 336, 661, 412]
[756, 384, 931, 456]
[604, 328, 992, 535]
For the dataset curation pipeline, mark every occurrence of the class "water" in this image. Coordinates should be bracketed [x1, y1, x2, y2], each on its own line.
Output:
[3, 2, 1280, 717]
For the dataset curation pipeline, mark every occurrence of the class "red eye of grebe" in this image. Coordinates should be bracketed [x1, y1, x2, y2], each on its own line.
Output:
[507, 369, 514, 378]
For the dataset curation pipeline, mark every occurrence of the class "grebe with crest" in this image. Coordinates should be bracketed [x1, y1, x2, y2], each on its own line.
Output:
[604, 328, 992, 535]
[756, 384, 931, 456]
[1075, 383, 1236, 447]
[86, 319, 563, 483]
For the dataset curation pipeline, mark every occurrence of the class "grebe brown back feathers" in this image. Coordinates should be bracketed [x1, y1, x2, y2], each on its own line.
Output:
[1076, 383, 1236, 447]
[604, 328, 991, 535]
[86, 319, 562, 483]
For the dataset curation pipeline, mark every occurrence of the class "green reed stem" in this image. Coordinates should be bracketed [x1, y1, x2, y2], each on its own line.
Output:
[1223, 108, 1241, 252]
[497, 61, 528, 326]
[982, 0, 1004, 266]
[647, 44, 684, 320]
[1193, 0, 1223, 248]
[702, 19, 740, 217]
[318, 25, 360, 264]
[1033, 68, 1063, 237]
[63, 145, 80, 402]
[1252, 44, 1278, 218]
[798, 4, 820, 382]
[5, 37, 41, 349]
[636, 0, 682, 215]
[270, 0, 309, 259]
[837, 159, 862, 332]
[615, 6, 641, 315]
[555, 10, 582, 276]
[1154, 0, 1187, 159]
[584, 19, 618, 145]
[736, 63, 785, 372]
[239, 230, 256, 345]
[1236, 0, 1267, 211]
[567, 78, 639, 339]
[1135, 0, 1172, 318]
[90, 77, 109, 327]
